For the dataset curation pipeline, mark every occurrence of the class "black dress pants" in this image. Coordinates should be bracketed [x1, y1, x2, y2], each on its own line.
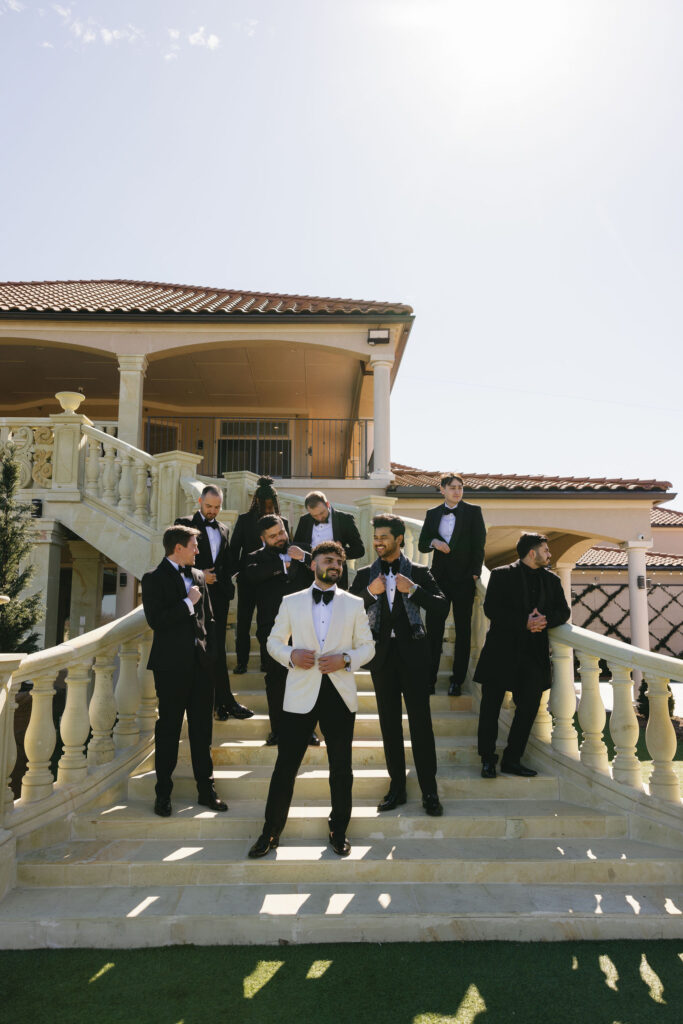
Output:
[477, 667, 545, 763]
[264, 675, 355, 838]
[426, 579, 475, 687]
[208, 587, 234, 709]
[260, 639, 287, 735]
[153, 658, 214, 800]
[235, 578, 257, 668]
[372, 639, 437, 796]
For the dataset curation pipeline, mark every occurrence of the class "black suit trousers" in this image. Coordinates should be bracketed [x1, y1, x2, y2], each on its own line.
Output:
[426, 579, 475, 686]
[260, 640, 288, 734]
[208, 587, 234, 707]
[477, 665, 544, 763]
[264, 676, 356, 837]
[153, 658, 214, 800]
[372, 640, 437, 796]
[235, 578, 257, 667]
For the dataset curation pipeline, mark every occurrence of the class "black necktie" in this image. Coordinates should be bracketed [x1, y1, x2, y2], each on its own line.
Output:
[312, 588, 334, 605]
[381, 559, 401, 575]
[180, 566, 193, 579]
[442, 506, 457, 516]
[205, 519, 219, 529]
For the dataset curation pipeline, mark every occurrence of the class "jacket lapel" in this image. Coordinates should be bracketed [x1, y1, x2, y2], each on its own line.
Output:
[448, 503, 466, 548]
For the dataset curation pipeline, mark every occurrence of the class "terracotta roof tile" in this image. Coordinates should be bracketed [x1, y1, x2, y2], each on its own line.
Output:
[576, 546, 683, 569]
[0, 279, 412, 317]
[651, 506, 683, 526]
[391, 463, 672, 494]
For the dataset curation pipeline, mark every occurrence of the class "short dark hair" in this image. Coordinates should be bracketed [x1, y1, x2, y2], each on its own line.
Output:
[371, 513, 405, 547]
[517, 532, 548, 559]
[163, 524, 199, 555]
[304, 490, 328, 509]
[258, 514, 283, 535]
[201, 484, 223, 500]
[440, 472, 464, 487]
[311, 540, 345, 561]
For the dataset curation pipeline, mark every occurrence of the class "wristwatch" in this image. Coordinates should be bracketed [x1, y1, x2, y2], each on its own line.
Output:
[342, 653, 352, 671]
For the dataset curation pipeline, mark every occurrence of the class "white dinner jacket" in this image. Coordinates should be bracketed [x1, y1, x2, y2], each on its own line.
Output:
[266, 585, 375, 714]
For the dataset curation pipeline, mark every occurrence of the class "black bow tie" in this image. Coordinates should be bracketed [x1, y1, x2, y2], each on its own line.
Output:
[381, 559, 401, 575]
[312, 588, 335, 605]
[442, 505, 457, 516]
[204, 519, 219, 529]
[180, 566, 193, 579]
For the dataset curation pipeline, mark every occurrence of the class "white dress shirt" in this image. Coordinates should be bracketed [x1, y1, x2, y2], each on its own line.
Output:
[200, 514, 221, 564]
[279, 551, 291, 574]
[312, 584, 337, 648]
[436, 503, 459, 545]
[167, 557, 195, 615]
[311, 516, 334, 546]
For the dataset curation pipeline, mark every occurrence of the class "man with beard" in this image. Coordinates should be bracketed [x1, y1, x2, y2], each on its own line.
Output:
[248, 541, 375, 858]
[475, 533, 570, 779]
[176, 485, 253, 721]
[293, 490, 365, 590]
[350, 514, 446, 817]
[230, 476, 290, 675]
[244, 514, 318, 746]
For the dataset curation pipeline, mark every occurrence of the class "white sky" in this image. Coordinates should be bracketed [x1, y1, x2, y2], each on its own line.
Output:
[1, 0, 681, 503]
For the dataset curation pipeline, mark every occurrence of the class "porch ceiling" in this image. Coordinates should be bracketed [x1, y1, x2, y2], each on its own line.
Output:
[0, 341, 118, 411]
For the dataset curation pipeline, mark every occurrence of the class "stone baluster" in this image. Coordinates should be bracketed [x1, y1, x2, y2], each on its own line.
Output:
[0, 657, 23, 820]
[645, 674, 681, 803]
[609, 663, 642, 790]
[136, 636, 157, 733]
[577, 654, 609, 772]
[149, 464, 159, 530]
[531, 690, 553, 744]
[469, 589, 486, 670]
[88, 650, 117, 766]
[57, 658, 93, 784]
[403, 528, 415, 562]
[113, 640, 141, 748]
[550, 641, 579, 757]
[85, 436, 102, 496]
[22, 672, 58, 802]
[133, 461, 149, 521]
[101, 439, 117, 503]
[118, 452, 133, 513]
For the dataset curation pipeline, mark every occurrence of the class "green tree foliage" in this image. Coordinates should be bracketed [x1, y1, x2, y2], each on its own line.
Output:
[0, 446, 42, 653]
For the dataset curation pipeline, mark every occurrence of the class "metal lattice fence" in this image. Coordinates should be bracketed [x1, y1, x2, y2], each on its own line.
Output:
[571, 582, 683, 658]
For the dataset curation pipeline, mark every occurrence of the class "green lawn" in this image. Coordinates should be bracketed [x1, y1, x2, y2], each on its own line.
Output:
[1, 941, 681, 1024]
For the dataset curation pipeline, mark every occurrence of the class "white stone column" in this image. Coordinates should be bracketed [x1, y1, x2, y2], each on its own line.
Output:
[115, 567, 137, 618]
[26, 519, 65, 649]
[369, 357, 393, 480]
[117, 354, 148, 448]
[555, 562, 574, 614]
[68, 540, 104, 637]
[621, 538, 653, 700]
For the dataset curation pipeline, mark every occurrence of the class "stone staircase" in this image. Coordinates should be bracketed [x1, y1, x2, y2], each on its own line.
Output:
[2, 634, 682, 947]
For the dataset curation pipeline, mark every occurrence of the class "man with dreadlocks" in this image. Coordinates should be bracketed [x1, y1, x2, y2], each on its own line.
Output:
[230, 477, 291, 674]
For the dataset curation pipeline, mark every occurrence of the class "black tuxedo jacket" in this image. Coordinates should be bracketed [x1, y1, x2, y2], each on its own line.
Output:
[243, 546, 307, 642]
[175, 512, 235, 603]
[293, 507, 365, 590]
[229, 510, 291, 580]
[350, 558, 446, 672]
[474, 561, 570, 690]
[142, 558, 215, 675]
[418, 500, 486, 585]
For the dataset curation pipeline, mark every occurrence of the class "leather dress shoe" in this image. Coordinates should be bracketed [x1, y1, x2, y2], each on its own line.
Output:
[228, 701, 254, 720]
[309, 733, 321, 746]
[248, 832, 279, 858]
[265, 732, 279, 746]
[448, 680, 462, 697]
[233, 663, 248, 675]
[329, 831, 351, 857]
[154, 798, 172, 817]
[481, 760, 497, 779]
[214, 705, 230, 722]
[197, 789, 228, 812]
[377, 790, 407, 812]
[422, 793, 444, 816]
[500, 760, 538, 777]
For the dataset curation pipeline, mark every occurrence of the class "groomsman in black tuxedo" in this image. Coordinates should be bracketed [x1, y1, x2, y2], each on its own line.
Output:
[141, 524, 227, 817]
[293, 490, 365, 590]
[244, 514, 315, 746]
[229, 476, 290, 675]
[475, 533, 570, 778]
[176, 485, 253, 721]
[351, 514, 446, 817]
[418, 472, 486, 696]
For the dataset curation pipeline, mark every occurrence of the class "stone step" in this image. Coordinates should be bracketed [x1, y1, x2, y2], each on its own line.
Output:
[127, 765, 560, 803]
[18, 836, 680, 888]
[181, 737, 482, 768]
[71, 798, 628, 842]
[1, 882, 680, 946]
[205, 712, 478, 741]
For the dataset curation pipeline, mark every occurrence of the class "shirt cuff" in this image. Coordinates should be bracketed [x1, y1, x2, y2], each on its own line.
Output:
[367, 588, 378, 600]
[408, 584, 418, 597]
[184, 596, 195, 615]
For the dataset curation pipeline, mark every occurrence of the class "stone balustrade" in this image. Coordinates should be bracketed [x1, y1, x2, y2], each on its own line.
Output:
[0, 419, 54, 489]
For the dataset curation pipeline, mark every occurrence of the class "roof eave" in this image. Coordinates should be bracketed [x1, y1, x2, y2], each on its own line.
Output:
[388, 486, 677, 501]
[0, 310, 415, 326]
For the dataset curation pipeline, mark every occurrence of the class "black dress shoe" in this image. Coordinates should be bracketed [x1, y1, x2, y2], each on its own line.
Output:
[309, 733, 321, 746]
[265, 732, 279, 746]
[214, 705, 231, 722]
[500, 760, 538, 777]
[228, 701, 254, 720]
[248, 832, 279, 858]
[329, 831, 351, 856]
[377, 790, 407, 812]
[154, 798, 172, 817]
[448, 680, 462, 697]
[422, 793, 444, 816]
[233, 663, 248, 675]
[481, 760, 497, 779]
[197, 790, 228, 812]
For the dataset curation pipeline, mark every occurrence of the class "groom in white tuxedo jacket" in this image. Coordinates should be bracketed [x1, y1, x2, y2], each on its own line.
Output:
[248, 541, 375, 858]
